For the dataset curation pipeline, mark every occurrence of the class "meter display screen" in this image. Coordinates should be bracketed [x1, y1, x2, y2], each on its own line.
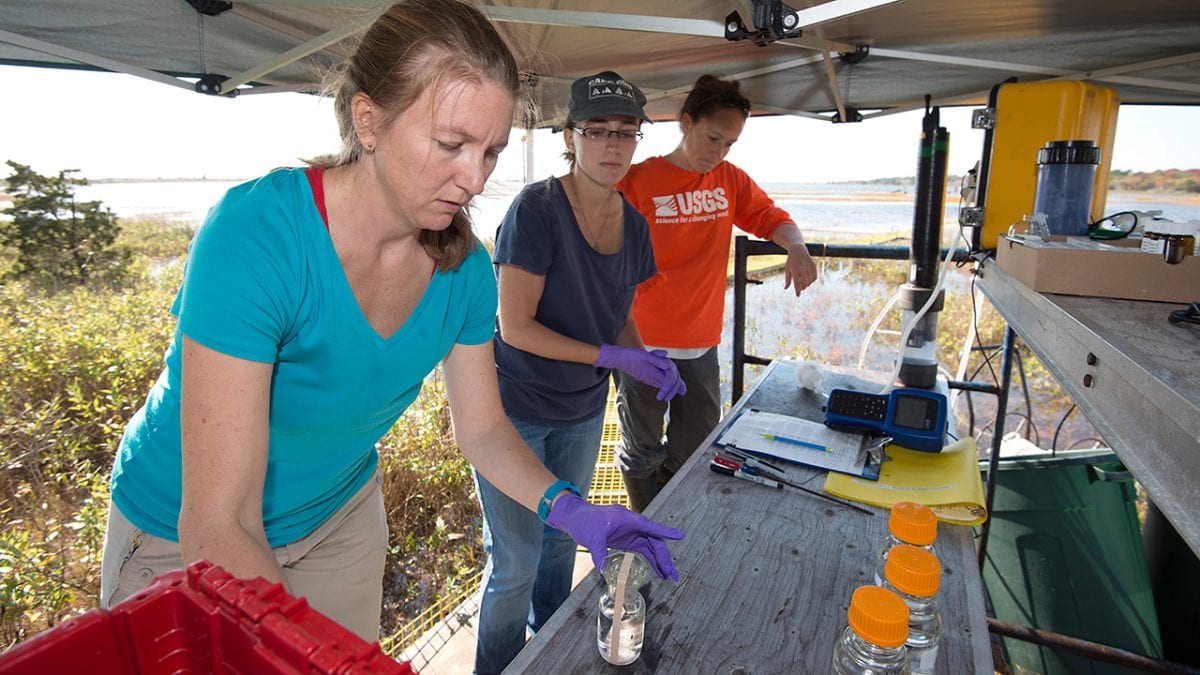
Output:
[893, 395, 932, 430]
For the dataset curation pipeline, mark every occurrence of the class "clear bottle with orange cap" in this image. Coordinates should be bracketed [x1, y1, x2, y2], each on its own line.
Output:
[832, 585, 912, 674]
[882, 544, 942, 674]
[873, 501, 938, 586]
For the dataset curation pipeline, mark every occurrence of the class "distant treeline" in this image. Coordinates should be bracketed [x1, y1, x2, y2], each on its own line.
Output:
[849, 169, 1200, 193]
[1108, 169, 1200, 193]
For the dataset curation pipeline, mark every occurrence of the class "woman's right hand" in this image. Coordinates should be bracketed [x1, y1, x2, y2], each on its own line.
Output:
[545, 492, 685, 580]
[595, 344, 686, 401]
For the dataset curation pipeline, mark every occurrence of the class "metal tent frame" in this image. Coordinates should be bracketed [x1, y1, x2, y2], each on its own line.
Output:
[2, 1, 1198, 119]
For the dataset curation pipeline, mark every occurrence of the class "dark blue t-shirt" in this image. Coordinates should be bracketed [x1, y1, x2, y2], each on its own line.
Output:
[493, 177, 656, 425]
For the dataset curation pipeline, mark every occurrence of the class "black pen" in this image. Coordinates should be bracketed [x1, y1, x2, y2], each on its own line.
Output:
[720, 453, 874, 516]
[724, 447, 786, 475]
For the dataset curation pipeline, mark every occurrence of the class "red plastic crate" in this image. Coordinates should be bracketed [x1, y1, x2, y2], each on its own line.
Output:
[0, 561, 415, 674]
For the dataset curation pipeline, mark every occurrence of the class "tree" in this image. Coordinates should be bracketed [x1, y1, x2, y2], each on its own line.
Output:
[1, 161, 129, 287]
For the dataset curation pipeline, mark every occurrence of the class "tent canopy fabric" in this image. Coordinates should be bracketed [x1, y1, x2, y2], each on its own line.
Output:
[2, 1, 1198, 125]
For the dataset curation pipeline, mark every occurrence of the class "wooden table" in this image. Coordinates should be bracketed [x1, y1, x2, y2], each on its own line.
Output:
[505, 360, 993, 673]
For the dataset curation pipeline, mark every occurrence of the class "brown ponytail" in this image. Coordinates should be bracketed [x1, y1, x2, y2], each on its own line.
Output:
[679, 74, 751, 123]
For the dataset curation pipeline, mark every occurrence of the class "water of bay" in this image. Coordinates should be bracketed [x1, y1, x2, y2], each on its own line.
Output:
[70, 178, 1200, 239]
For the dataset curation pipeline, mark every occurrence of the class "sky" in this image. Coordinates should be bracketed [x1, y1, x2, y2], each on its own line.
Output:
[2, 65, 1198, 184]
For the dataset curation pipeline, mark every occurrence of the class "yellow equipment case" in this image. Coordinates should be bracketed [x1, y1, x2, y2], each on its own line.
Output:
[974, 81, 1120, 250]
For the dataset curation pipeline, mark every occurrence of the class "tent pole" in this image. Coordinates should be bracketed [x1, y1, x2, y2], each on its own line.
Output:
[524, 128, 536, 185]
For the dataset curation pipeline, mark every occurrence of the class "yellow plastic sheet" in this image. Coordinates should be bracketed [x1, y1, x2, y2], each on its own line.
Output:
[822, 437, 988, 525]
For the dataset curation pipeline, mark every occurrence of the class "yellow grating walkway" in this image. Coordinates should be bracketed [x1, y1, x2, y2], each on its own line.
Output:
[380, 569, 482, 659]
[384, 384, 627, 667]
[588, 389, 630, 508]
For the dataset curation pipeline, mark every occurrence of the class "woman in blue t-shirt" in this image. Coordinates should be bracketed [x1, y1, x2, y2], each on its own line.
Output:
[478, 71, 687, 673]
[97, 1, 683, 643]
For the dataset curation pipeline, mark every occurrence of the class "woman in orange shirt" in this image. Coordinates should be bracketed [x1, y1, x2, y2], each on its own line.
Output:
[615, 74, 819, 511]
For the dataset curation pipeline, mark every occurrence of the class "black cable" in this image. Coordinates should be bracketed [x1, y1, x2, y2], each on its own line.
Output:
[969, 272, 1001, 386]
[1051, 404, 1077, 455]
[1002, 411, 1038, 444]
[962, 343, 1003, 438]
[954, 175, 975, 270]
[964, 386, 974, 439]
[962, 346, 1000, 437]
[974, 411, 1037, 447]
[963, 271, 1001, 436]
[1012, 346, 1039, 446]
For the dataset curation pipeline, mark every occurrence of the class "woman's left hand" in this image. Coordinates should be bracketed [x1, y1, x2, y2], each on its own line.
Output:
[546, 493, 685, 580]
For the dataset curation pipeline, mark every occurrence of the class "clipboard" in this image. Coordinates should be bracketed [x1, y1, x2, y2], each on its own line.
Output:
[716, 409, 883, 481]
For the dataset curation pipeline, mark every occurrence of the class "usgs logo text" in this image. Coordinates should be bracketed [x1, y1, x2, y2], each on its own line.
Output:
[652, 188, 729, 217]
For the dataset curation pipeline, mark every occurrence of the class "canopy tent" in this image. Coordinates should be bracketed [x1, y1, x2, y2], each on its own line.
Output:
[2, 0, 1199, 127]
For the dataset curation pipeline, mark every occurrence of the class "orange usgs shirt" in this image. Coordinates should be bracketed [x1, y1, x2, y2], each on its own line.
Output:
[618, 156, 791, 348]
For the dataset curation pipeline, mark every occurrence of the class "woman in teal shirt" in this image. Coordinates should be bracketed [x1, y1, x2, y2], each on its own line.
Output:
[98, 0, 683, 642]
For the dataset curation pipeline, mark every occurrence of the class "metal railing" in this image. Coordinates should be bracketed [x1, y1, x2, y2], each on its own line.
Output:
[729, 236, 970, 403]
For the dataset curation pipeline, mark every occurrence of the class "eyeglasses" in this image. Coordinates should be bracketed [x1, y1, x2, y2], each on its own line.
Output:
[573, 127, 643, 143]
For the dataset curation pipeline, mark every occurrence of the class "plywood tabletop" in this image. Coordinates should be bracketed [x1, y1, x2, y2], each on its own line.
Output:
[504, 360, 992, 674]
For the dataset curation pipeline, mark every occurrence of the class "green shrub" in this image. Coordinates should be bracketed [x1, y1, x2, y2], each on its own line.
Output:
[0, 471, 109, 646]
[115, 214, 195, 262]
[376, 372, 482, 638]
[0, 270, 180, 477]
[1, 162, 131, 288]
[0, 262, 180, 646]
[0, 220, 482, 647]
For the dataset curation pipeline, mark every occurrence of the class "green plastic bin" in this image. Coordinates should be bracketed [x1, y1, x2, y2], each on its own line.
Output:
[980, 449, 1162, 674]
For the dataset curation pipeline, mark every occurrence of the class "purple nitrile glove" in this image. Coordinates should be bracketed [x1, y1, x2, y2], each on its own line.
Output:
[595, 344, 687, 402]
[546, 493, 685, 581]
[654, 358, 687, 401]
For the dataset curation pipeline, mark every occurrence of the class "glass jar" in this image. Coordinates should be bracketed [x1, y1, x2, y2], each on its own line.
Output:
[874, 501, 938, 586]
[597, 550, 652, 665]
[832, 586, 912, 674]
[882, 544, 943, 674]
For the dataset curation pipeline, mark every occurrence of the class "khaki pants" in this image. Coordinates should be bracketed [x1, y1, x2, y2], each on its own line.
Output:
[615, 348, 722, 511]
[99, 470, 388, 642]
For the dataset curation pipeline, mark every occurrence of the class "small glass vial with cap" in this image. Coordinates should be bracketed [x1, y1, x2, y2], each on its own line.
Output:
[1163, 220, 1199, 265]
[882, 544, 943, 675]
[1140, 219, 1165, 254]
[597, 550, 651, 665]
[832, 586, 912, 674]
[874, 501, 938, 586]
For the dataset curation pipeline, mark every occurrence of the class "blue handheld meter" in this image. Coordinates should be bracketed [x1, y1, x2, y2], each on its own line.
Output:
[823, 388, 948, 452]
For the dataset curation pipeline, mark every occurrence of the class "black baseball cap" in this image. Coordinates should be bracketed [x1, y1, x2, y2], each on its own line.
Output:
[567, 71, 652, 124]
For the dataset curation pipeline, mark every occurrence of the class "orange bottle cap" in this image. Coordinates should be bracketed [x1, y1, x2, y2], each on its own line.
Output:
[847, 586, 909, 648]
[884, 544, 941, 597]
[889, 501, 937, 546]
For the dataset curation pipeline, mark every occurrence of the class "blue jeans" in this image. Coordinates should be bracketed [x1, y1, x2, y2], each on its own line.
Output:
[473, 412, 605, 675]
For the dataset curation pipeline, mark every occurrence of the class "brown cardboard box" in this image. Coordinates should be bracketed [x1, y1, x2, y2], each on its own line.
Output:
[995, 235, 1200, 303]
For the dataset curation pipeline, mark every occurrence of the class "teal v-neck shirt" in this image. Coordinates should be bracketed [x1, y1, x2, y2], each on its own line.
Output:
[110, 168, 497, 547]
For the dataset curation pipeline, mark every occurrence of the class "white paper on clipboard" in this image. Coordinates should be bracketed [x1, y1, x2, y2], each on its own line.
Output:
[716, 409, 873, 478]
